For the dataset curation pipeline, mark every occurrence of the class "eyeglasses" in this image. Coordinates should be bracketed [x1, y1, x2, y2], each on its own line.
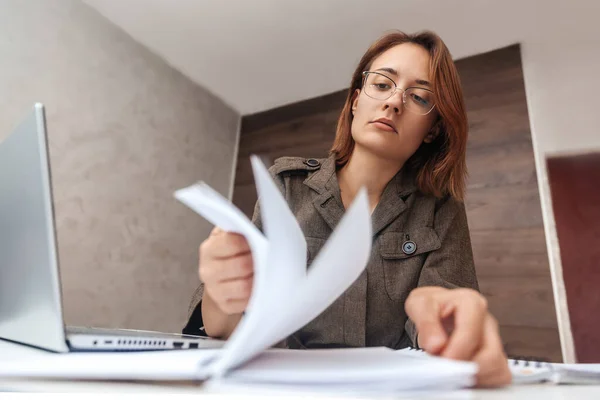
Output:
[362, 71, 436, 115]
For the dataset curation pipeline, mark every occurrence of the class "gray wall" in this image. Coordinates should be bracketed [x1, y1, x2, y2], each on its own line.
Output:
[0, 0, 240, 332]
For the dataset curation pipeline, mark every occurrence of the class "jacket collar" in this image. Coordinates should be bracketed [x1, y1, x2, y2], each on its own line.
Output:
[304, 156, 418, 235]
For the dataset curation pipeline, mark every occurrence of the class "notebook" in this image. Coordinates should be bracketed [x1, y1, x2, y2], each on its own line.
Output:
[0, 155, 478, 393]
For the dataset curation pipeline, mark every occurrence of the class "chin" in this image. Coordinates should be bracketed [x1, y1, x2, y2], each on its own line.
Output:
[354, 139, 401, 162]
[355, 125, 393, 142]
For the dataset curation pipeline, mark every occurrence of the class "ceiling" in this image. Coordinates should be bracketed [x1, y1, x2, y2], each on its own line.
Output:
[82, 0, 571, 115]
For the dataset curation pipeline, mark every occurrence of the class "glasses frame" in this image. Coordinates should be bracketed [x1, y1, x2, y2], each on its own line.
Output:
[361, 71, 436, 115]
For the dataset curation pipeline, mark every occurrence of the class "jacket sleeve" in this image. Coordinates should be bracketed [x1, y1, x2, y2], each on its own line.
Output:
[404, 197, 479, 346]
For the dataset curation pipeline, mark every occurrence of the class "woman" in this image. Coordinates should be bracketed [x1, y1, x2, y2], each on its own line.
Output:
[184, 30, 511, 386]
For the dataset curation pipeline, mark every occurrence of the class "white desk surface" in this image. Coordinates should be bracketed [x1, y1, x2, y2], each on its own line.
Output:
[2, 339, 600, 398]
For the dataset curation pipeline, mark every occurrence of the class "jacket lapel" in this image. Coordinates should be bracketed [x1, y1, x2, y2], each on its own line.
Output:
[304, 157, 346, 232]
[370, 168, 417, 236]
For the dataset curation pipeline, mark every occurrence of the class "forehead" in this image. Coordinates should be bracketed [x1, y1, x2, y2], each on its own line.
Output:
[370, 43, 432, 80]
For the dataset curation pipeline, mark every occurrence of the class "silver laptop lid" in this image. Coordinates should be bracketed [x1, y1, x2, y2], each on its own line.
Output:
[0, 103, 69, 352]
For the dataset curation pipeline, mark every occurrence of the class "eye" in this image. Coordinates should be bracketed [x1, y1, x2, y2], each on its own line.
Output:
[410, 93, 430, 106]
[371, 83, 392, 91]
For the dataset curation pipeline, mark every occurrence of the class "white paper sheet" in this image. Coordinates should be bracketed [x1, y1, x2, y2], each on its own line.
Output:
[210, 156, 372, 376]
[205, 156, 309, 377]
[227, 348, 476, 390]
[174, 178, 272, 377]
[182, 156, 372, 377]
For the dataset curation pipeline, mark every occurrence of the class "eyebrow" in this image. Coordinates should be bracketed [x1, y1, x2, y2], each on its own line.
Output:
[374, 67, 431, 87]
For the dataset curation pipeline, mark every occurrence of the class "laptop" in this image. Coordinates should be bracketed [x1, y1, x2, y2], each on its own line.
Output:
[0, 103, 224, 352]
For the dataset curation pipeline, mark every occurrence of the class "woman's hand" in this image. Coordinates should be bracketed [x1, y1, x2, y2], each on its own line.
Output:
[199, 227, 254, 315]
[405, 286, 512, 387]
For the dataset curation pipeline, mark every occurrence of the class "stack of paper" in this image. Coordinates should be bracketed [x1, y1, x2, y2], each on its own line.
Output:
[224, 347, 476, 391]
[0, 155, 477, 392]
[0, 347, 476, 391]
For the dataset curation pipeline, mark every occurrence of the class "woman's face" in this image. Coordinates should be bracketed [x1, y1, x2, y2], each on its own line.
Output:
[350, 43, 439, 164]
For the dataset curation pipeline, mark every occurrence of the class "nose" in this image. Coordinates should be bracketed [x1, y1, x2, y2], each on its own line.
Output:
[382, 88, 404, 115]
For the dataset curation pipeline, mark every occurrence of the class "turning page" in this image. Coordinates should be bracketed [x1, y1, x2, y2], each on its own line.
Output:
[175, 155, 372, 377]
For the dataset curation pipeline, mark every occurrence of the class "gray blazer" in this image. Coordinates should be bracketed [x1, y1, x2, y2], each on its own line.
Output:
[185, 155, 479, 349]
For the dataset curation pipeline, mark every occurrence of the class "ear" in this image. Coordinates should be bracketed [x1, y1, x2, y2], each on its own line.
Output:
[423, 132, 437, 144]
[351, 89, 360, 114]
[424, 119, 442, 143]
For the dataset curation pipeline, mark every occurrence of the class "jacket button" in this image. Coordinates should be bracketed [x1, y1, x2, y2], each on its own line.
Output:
[304, 158, 320, 168]
[402, 240, 417, 255]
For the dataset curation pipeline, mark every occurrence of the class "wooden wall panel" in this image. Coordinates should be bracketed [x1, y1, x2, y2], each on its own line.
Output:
[234, 44, 561, 361]
[457, 45, 560, 361]
[500, 326, 562, 362]
[234, 94, 344, 217]
[471, 228, 552, 277]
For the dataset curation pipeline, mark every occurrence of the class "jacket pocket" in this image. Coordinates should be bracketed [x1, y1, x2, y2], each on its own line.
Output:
[380, 228, 441, 301]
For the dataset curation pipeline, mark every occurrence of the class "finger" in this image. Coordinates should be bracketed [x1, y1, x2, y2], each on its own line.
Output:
[441, 290, 487, 361]
[201, 233, 251, 260]
[405, 290, 448, 354]
[217, 276, 253, 301]
[439, 302, 457, 337]
[220, 298, 250, 315]
[199, 254, 253, 284]
[218, 254, 254, 282]
[473, 315, 512, 387]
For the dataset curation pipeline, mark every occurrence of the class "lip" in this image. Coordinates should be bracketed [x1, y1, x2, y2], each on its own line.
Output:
[370, 118, 397, 133]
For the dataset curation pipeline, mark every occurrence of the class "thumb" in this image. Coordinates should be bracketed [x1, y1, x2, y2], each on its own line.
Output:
[210, 227, 224, 236]
[405, 291, 448, 354]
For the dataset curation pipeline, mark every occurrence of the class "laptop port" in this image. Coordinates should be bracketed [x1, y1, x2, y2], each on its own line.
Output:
[189, 343, 199, 349]
[173, 341, 184, 348]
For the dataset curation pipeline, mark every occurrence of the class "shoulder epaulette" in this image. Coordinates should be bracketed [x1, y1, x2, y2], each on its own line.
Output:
[271, 157, 324, 176]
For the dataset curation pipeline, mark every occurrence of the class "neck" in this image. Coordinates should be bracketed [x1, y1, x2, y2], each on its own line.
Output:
[337, 147, 404, 211]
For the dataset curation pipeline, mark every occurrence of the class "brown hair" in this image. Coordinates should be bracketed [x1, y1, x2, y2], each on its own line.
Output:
[330, 30, 468, 200]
